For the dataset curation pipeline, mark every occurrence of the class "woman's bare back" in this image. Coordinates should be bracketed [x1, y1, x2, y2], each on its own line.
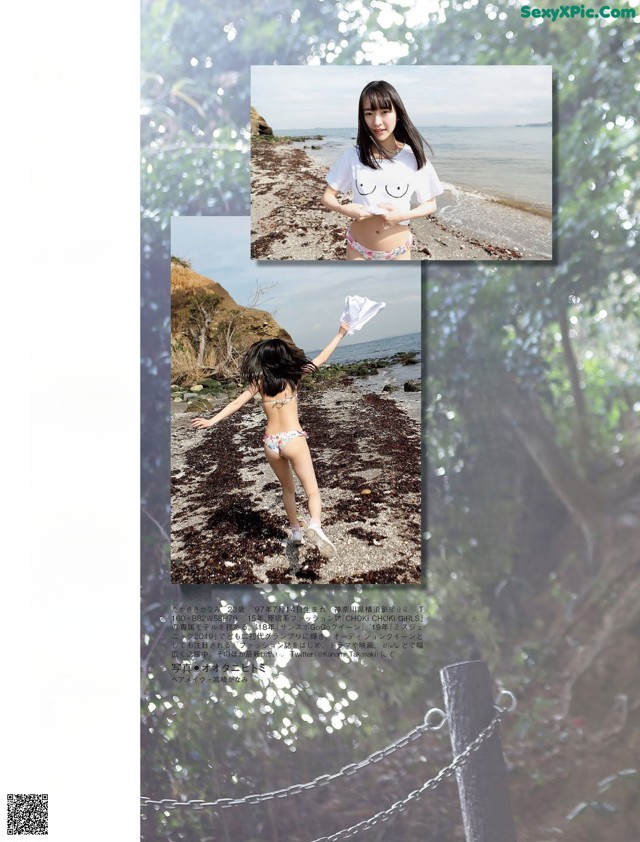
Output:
[261, 387, 302, 435]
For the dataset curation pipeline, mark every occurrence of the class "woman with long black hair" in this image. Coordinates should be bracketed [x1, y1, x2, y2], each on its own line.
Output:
[192, 324, 349, 558]
[323, 80, 443, 260]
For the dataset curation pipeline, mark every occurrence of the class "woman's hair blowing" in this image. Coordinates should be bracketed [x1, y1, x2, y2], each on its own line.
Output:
[240, 338, 316, 396]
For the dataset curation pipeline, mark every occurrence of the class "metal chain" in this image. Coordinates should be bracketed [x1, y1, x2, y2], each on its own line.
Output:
[140, 707, 448, 811]
[308, 707, 505, 842]
[141, 694, 515, 833]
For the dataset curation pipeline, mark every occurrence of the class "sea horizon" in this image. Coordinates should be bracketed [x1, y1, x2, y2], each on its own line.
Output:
[279, 125, 552, 259]
[307, 330, 421, 365]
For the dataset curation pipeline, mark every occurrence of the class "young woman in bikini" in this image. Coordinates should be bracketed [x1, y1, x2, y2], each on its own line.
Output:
[191, 324, 349, 558]
[322, 80, 444, 261]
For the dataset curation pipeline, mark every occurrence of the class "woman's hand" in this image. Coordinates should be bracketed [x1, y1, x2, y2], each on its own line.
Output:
[377, 203, 409, 227]
[191, 417, 214, 429]
[348, 204, 374, 220]
[339, 321, 350, 337]
[322, 186, 373, 221]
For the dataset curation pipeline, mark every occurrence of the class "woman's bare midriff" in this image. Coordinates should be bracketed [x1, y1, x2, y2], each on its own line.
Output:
[348, 216, 411, 251]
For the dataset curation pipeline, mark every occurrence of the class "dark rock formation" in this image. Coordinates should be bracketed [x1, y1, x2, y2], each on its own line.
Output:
[250, 105, 273, 137]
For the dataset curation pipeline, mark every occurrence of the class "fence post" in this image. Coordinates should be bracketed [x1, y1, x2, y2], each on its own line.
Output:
[440, 660, 518, 842]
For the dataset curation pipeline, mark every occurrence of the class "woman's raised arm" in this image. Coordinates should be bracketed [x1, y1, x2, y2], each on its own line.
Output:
[311, 323, 349, 369]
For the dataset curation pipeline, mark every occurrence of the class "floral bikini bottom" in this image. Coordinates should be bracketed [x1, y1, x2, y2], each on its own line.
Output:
[346, 228, 413, 261]
[263, 429, 308, 455]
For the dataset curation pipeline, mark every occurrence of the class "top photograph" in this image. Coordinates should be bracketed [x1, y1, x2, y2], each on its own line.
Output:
[251, 65, 553, 262]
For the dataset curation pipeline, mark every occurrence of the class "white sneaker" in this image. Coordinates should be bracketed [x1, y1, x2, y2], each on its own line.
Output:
[290, 527, 303, 545]
[305, 525, 337, 558]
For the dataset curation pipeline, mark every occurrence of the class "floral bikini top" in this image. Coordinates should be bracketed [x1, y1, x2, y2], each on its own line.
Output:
[261, 389, 298, 407]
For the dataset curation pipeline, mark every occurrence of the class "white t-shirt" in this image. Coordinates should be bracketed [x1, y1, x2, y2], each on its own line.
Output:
[326, 145, 444, 225]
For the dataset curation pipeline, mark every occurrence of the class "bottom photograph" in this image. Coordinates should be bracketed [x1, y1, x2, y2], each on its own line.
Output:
[170, 216, 422, 585]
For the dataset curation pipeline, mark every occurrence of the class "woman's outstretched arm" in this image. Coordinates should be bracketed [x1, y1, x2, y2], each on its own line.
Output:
[311, 323, 349, 369]
[191, 385, 258, 429]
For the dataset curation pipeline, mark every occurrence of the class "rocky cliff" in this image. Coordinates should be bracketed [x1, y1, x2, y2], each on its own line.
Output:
[250, 105, 273, 137]
[171, 257, 292, 385]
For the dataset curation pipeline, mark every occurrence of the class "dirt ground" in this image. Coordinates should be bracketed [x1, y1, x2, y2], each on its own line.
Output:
[250, 141, 524, 261]
[171, 379, 422, 585]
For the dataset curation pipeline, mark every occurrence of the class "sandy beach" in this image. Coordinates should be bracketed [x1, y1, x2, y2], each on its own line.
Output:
[171, 374, 422, 585]
[251, 141, 525, 261]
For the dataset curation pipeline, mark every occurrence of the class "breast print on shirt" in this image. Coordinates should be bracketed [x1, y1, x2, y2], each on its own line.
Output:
[355, 172, 410, 200]
[326, 146, 444, 223]
[350, 153, 431, 219]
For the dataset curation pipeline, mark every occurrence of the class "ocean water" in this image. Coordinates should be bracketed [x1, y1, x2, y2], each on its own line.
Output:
[307, 331, 422, 414]
[308, 330, 421, 365]
[279, 125, 553, 259]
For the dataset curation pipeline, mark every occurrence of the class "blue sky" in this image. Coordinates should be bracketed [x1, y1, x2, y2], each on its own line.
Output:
[251, 65, 552, 130]
[171, 217, 421, 350]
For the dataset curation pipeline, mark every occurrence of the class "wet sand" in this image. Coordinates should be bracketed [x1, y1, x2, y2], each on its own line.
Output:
[250, 141, 524, 261]
[171, 376, 422, 585]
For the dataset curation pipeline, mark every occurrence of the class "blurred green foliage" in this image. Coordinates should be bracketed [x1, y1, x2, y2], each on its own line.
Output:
[141, 2, 639, 839]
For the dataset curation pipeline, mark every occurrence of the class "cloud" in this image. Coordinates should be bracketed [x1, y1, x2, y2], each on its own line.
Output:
[171, 217, 421, 348]
[251, 65, 551, 129]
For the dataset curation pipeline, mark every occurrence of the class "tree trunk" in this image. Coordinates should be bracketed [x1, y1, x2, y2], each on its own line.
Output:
[558, 305, 590, 467]
[498, 376, 603, 566]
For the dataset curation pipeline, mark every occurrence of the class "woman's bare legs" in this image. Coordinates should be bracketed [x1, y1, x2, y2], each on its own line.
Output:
[264, 437, 335, 556]
[263, 437, 321, 523]
[284, 438, 321, 522]
[263, 445, 301, 526]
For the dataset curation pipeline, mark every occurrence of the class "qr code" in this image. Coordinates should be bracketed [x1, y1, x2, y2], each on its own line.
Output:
[7, 794, 48, 835]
